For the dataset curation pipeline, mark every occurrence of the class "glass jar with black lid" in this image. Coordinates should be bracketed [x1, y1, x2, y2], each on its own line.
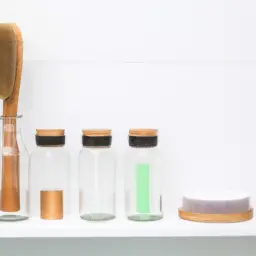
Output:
[125, 129, 163, 221]
[78, 129, 116, 221]
[29, 129, 70, 220]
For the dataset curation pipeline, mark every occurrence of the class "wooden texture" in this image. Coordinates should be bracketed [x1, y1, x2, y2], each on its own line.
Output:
[129, 129, 158, 137]
[36, 129, 64, 137]
[178, 208, 253, 223]
[0, 24, 17, 100]
[82, 129, 111, 137]
[1, 24, 23, 212]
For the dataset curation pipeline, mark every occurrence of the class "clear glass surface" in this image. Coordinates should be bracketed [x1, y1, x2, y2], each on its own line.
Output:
[0, 115, 29, 221]
[29, 145, 70, 218]
[125, 147, 163, 221]
[79, 146, 116, 221]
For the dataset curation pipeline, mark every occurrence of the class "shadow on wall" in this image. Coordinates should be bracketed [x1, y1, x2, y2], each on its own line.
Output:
[0, 237, 255, 256]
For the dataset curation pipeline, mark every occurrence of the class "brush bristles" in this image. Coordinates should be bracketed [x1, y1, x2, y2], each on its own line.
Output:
[0, 24, 17, 100]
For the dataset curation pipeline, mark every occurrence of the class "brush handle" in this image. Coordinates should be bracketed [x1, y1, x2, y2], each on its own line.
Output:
[1, 122, 20, 212]
[1, 25, 23, 212]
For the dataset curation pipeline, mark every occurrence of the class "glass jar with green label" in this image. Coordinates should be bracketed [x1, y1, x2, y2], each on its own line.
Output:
[125, 129, 163, 221]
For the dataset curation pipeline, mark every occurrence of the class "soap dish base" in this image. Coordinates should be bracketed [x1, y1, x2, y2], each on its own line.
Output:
[178, 208, 253, 223]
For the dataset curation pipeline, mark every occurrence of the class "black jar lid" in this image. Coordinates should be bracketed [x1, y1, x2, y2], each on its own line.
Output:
[36, 129, 65, 146]
[129, 129, 158, 148]
[82, 129, 112, 147]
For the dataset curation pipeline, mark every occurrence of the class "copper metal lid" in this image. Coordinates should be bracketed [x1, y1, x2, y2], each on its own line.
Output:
[36, 129, 65, 137]
[129, 129, 158, 137]
[82, 129, 111, 137]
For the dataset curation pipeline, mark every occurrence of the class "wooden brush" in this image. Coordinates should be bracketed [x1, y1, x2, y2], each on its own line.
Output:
[0, 23, 23, 212]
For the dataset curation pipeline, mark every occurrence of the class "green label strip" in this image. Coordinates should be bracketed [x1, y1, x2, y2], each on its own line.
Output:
[136, 164, 150, 213]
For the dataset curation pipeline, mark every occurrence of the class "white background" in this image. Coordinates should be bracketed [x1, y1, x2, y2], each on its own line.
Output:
[1, 0, 256, 255]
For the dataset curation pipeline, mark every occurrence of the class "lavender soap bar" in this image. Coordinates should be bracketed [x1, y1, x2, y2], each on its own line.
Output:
[179, 190, 253, 223]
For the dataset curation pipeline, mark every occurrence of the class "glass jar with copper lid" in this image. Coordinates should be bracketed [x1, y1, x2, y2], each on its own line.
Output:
[78, 129, 116, 221]
[125, 129, 163, 221]
[29, 129, 70, 220]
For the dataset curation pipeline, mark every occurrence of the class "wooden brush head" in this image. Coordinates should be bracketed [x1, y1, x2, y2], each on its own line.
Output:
[0, 23, 23, 213]
[0, 24, 18, 100]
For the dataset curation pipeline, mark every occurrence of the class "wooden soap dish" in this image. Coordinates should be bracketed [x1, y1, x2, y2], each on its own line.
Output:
[179, 190, 253, 223]
[178, 208, 253, 223]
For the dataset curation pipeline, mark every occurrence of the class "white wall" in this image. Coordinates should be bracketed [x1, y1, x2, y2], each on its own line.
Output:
[1, 0, 256, 255]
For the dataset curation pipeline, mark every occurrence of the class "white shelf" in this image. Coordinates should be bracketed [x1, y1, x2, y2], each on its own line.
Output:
[0, 216, 255, 238]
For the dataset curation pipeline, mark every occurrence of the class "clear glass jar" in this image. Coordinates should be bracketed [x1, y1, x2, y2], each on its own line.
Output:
[0, 115, 29, 221]
[79, 129, 116, 221]
[125, 129, 163, 221]
[29, 129, 70, 220]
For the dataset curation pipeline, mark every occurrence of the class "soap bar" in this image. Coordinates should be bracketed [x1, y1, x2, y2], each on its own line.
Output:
[182, 190, 250, 214]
